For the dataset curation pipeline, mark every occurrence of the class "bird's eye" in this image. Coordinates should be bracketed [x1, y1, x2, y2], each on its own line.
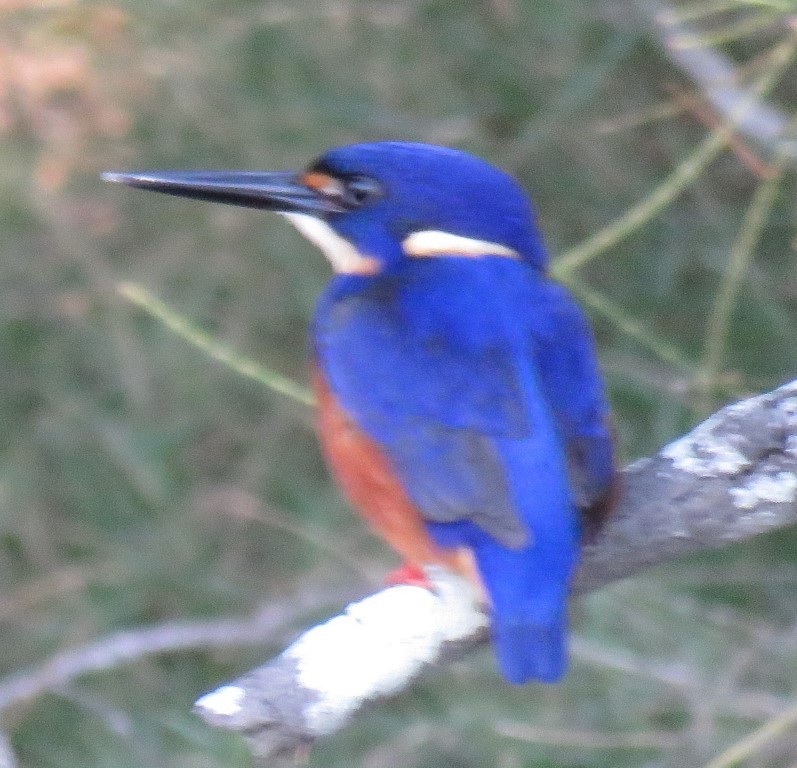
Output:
[343, 175, 383, 208]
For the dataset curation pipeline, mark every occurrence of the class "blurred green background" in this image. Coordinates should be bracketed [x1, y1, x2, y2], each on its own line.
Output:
[2, 1, 797, 766]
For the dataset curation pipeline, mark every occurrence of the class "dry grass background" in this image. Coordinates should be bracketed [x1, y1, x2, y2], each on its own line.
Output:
[2, 1, 797, 766]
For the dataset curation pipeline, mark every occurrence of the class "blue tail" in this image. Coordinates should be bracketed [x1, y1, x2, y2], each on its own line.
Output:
[425, 512, 577, 684]
[472, 534, 574, 684]
[493, 610, 568, 684]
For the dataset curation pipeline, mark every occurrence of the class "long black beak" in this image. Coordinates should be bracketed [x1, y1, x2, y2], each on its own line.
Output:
[101, 170, 344, 215]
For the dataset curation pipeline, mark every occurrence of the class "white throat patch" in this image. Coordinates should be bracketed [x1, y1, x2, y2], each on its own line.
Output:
[402, 230, 519, 259]
[281, 213, 380, 275]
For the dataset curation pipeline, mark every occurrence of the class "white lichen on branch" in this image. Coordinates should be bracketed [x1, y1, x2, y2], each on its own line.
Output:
[195, 569, 489, 744]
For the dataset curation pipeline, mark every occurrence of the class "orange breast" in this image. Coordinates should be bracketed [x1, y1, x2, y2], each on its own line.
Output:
[313, 366, 451, 569]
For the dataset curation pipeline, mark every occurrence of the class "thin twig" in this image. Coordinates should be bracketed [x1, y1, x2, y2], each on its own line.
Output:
[668, 10, 782, 49]
[655, 1, 793, 27]
[495, 721, 683, 750]
[566, 274, 695, 371]
[701, 699, 797, 768]
[698, 142, 792, 414]
[0, 586, 356, 713]
[116, 282, 316, 408]
[648, 0, 793, 145]
[553, 29, 796, 278]
[667, 83, 775, 177]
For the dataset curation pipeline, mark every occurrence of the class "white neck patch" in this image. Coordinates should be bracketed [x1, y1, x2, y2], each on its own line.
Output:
[402, 230, 519, 259]
[281, 213, 380, 275]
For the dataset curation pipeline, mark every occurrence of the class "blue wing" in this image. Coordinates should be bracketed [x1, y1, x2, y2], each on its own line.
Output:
[524, 281, 616, 531]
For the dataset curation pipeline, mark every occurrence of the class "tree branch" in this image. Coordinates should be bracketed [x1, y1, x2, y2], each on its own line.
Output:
[646, 0, 793, 152]
[0, 730, 18, 768]
[193, 379, 797, 760]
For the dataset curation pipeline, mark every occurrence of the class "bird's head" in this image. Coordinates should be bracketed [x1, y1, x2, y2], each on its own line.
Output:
[103, 142, 549, 275]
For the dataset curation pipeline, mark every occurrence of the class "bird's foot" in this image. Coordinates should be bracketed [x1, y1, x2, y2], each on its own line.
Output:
[385, 563, 434, 590]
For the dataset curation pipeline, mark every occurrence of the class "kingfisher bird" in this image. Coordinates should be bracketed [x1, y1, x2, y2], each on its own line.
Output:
[104, 142, 615, 684]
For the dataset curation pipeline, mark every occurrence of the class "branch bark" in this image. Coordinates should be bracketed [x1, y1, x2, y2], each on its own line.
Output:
[193, 379, 797, 760]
